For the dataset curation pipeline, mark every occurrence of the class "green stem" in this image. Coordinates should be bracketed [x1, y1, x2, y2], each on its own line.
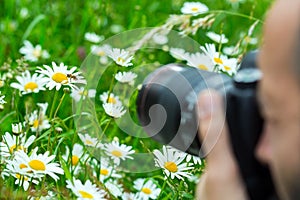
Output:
[157, 179, 168, 199]
[106, 65, 118, 103]
[53, 93, 66, 119]
[49, 91, 59, 119]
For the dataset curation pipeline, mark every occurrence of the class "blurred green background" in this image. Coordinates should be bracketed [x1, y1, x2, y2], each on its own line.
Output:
[1, 0, 273, 65]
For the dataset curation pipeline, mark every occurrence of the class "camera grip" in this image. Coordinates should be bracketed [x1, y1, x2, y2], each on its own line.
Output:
[226, 86, 277, 200]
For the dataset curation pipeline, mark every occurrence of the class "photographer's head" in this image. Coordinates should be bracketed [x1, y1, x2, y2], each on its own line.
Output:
[256, 0, 300, 199]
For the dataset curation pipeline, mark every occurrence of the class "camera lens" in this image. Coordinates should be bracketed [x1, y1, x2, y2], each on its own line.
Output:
[136, 64, 232, 156]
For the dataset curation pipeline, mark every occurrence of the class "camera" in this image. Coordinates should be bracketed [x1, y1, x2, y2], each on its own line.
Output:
[136, 51, 277, 200]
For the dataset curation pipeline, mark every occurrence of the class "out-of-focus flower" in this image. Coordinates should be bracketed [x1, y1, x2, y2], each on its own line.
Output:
[206, 31, 228, 44]
[84, 32, 104, 43]
[226, 0, 246, 9]
[0, 91, 6, 104]
[36, 62, 86, 91]
[91, 44, 112, 64]
[152, 33, 168, 45]
[19, 40, 49, 62]
[70, 87, 96, 102]
[103, 140, 135, 165]
[115, 71, 137, 84]
[103, 103, 126, 118]
[26, 103, 50, 132]
[106, 48, 134, 67]
[11, 122, 23, 135]
[98, 158, 121, 182]
[10, 70, 47, 95]
[181, 2, 209, 16]
[66, 178, 106, 200]
[134, 178, 161, 200]
[99, 92, 122, 106]
[153, 146, 192, 180]
[169, 48, 188, 60]
[78, 133, 102, 148]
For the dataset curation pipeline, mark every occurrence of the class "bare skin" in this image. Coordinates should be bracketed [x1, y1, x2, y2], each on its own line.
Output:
[196, 0, 300, 199]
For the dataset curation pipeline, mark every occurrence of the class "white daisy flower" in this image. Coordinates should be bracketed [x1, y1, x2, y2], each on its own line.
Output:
[99, 92, 122, 106]
[169, 48, 188, 60]
[106, 48, 134, 67]
[134, 178, 161, 200]
[0, 132, 36, 157]
[184, 52, 215, 71]
[103, 103, 126, 118]
[26, 103, 50, 132]
[122, 192, 137, 200]
[223, 46, 241, 56]
[152, 33, 168, 45]
[78, 133, 101, 148]
[115, 71, 137, 84]
[62, 143, 86, 167]
[36, 62, 86, 91]
[14, 147, 64, 181]
[186, 154, 202, 166]
[105, 179, 123, 198]
[103, 140, 135, 165]
[98, 157, 121, 182]
[84, 32, 104, 43]
[12, 122, 23, 135]
[66, 178, 106, 200]
[2, 158, 40, 191]
[153, 146, 192, 180]
[19, 40, 50, 62]
[220, 58, 239, 76]
[70, 87, 96, 102]
[91, 44, 112, 64]
[200, 43, 228, 66]
[181, 2, 209, 16]
[206, 31, 229, 44]
[10, 70, 47, 95]
[0, 91, 6, 104]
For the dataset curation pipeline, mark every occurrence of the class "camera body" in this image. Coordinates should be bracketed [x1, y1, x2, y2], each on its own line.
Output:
[136, 52, 277, 200]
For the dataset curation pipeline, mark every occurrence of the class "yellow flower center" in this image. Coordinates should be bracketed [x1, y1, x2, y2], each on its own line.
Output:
[19, 163, 27, 169]
[108, 97, 117, 104]
[33, 119, 39, 128]
[29, 159, 46, 171]
[198, 64, 208, 71]
[16, 174, 28, 181]
[79, 90, 88, 96]
[24, 82, 38, 91]
[191, 7, 199, 12]
[224, 66, 231, 71]
[214, 57, 223, 64]
[72, 155, 79, 166]
[100, 169, 109, 176]
[117, 57, 125, 64]
[111, 150, 122, 157]
[52, 73, 68, 84]
[98, 51, 105, 56]
[79, 190, 94, 199]
[85, 140, 94, 145]
[164, 161, 178, 173]
[245, 36, 251, 43]
[9, 145, 25, 153]
[142, 187, 152, 195]
[33, 49, 41, 58]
